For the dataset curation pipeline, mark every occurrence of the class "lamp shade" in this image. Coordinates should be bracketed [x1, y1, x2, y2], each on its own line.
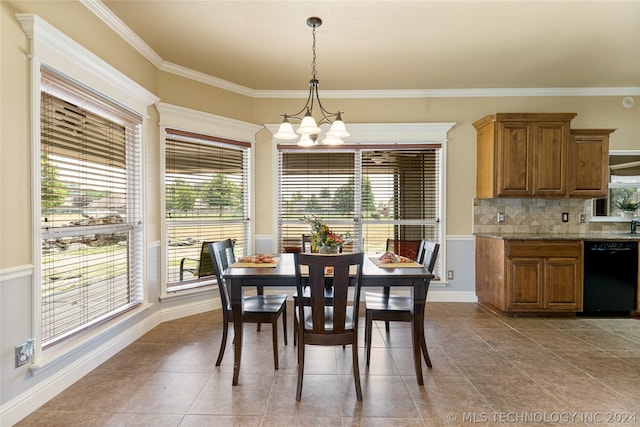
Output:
[274, 119, 297, 140]
[322, 135, 344, 145]
[327, 117, 349, 138]
[297, 134, 315, 147]
[297, 110, 322, 135]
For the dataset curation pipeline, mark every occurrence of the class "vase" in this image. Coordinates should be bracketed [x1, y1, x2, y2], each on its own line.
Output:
[621, 211, 634, 220]
[318, 245, 339, 254]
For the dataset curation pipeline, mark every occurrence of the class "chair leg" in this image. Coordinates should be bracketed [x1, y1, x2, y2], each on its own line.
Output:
[271, 318, 279, 370]
[296, 338, 305, 400]
[365, 310, 373, 367]
[282, 305, 288, 346]
[216, 322, 228, 366]
[421, 333, 432, 368]
[383, 286, 391, 332]
[352, 338, 363, 401]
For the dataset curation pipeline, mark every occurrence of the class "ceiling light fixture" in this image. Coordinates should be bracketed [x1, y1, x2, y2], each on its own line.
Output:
[274, 17, 349, 146]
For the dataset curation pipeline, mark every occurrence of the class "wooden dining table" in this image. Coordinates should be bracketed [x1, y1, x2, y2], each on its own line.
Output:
[223, 253, 434, 386]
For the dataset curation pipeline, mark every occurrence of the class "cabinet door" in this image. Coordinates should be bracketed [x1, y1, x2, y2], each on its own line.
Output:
[568, 130, 612, 198]
[533, 121, 568, 196]
[497, 121, 531, 196]
[545, 257, 582, 310]
[508, 257, 544, 310]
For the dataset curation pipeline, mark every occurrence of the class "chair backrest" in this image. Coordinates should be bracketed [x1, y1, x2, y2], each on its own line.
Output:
[294, 252, 364, 335]
[209, 239, 236, 310]
[386, 239, 422, 261]
[301, 234, 313, 253]
[418, 239, 440, 273]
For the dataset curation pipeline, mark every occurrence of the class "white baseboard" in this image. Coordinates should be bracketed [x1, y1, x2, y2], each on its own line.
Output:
[0, 298, 216, 426]
[427, 290, 478, 302]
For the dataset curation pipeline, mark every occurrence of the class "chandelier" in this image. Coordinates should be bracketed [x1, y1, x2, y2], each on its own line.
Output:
[274, 17, 349, 146]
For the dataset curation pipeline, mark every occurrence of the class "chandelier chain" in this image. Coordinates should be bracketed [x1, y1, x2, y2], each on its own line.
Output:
[311, 24, 317, 80]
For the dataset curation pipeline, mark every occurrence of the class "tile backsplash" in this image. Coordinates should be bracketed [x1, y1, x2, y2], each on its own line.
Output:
[473, 198, 632, 234]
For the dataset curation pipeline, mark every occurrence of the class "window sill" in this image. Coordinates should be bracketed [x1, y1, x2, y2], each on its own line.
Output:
[590, 216, 638, 223]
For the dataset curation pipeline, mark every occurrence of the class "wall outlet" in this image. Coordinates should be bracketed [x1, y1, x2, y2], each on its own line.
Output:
[15, 339, 34, 368]
[562, 212, 569, 222]
[447, 270, 454, 280]
[497, 212, 505, 223]
[579, 213, 586, 223]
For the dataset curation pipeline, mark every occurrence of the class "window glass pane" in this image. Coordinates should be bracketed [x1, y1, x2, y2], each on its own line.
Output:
[593, 154, 640, 217]
[277, 145, 442, 277]
[40, 68, 143, 346]
[165, 131, 249, 287]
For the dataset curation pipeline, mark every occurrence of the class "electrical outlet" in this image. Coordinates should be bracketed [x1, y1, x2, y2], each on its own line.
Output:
[447, 270, 454, 280]
[579, 213, 586, 223]
[497, 212, 505, 223]
[562, 212, 569, 222]
[15, 339, 34, 368]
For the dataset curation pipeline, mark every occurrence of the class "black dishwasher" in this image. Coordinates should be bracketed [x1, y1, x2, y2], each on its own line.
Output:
[583, 241, 638, 313]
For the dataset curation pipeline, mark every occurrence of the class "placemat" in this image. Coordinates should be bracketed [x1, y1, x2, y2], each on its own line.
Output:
[230, 257, 280, 268]
[369, 257, 424, 268]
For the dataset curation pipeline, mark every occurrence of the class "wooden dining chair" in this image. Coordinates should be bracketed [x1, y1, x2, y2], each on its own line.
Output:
[209, 239, 288, 369]
[380, 239, 423, 331]
[364, 239, 439, 368]
[293, 252, 365, 401]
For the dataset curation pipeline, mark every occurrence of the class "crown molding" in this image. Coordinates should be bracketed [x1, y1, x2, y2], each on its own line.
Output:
[83, 1, 640, 100]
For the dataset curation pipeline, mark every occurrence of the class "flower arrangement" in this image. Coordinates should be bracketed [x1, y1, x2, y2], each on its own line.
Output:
[300, 215, 351, 253]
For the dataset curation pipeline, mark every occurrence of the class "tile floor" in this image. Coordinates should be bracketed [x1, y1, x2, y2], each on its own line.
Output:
[17, 302, 640, 426]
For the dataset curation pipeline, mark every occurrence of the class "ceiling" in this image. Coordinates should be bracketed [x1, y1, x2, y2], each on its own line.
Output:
[98, 0, 640, 94]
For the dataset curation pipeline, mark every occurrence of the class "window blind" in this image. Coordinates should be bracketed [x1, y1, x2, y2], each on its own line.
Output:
[164, 129, 250, 287]
[277, 144, 442, 276]
[40, 67, 143, 346]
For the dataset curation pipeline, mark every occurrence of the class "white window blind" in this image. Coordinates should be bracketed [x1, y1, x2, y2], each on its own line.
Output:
[40, 67, 143, 346]
[277, 144, 442, 276]
[164, 129, 250, 288]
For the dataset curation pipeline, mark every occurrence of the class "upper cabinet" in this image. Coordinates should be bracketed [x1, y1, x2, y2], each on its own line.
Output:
[473, 113, 611, 199]
[568, 129, 615, 198]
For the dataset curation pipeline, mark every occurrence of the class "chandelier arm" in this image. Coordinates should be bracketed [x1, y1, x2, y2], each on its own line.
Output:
[281, 87, 314, 121]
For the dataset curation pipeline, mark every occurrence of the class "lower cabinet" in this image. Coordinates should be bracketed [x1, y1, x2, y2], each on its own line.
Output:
[476, 237, 583, 314]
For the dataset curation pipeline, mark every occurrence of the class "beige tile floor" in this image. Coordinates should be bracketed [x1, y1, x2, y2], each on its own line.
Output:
[17, 302, 640, 426]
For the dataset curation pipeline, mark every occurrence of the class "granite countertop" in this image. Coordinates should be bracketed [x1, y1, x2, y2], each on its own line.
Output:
[475, 232, 640, 241]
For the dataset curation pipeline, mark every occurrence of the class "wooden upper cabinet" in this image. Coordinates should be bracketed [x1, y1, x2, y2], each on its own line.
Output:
[474, 113, 577, 198]
[568, 129, 615, 198]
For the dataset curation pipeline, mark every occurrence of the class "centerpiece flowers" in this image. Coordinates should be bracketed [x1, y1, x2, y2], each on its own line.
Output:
[300, 215, 351, 254]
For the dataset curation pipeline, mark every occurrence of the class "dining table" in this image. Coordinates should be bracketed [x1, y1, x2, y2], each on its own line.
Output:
[223, 253, 434, 386]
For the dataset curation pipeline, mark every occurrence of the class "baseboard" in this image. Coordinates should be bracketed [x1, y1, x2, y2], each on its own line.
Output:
[427, 290, 478, 302]
[0, 298, 216, 426]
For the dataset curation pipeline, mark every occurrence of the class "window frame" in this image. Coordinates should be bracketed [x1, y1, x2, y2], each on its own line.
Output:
[20, 13, 158, 368]
[156, 102, 262, 297]
[270, 122, 454, 280]
[590, 150, 640, 222]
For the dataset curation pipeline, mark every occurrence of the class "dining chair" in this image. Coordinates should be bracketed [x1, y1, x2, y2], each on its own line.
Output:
[209, 239, 288, 368]
[292, 233, 335, 345]
[293, 252, 365, 401]
[364, 239, 439, 368]
[380, 239, 423, 331]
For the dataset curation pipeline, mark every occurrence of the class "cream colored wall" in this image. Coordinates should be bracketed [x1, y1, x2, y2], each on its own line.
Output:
[2, 0, 639, 267]
[252, 96, 639, 237]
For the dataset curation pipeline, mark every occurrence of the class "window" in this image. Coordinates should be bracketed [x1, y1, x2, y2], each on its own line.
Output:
[39, 68, 144, 346]
[164, 129, 251, 289]
[592, 152, 640, 218]
[277, 144, 442, 278]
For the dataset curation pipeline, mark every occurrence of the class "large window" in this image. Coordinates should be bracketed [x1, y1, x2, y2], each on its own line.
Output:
[277, 144, 442, 277]
[164, 129, 250, 289]
[593, 152, 640, 218]
[39, 68, 144, 346]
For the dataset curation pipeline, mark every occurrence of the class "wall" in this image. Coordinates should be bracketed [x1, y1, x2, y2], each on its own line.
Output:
[1, 0, 639, 423]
